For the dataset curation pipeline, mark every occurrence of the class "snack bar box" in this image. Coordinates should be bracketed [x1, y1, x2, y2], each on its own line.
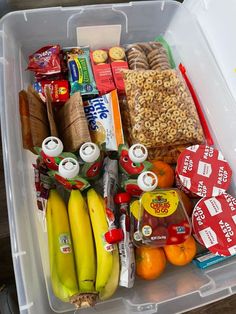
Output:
[1, 0, 236, 313]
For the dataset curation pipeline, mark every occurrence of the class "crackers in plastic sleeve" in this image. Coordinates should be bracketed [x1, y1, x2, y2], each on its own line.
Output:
[19, 90, 36, 153]
[56, 92, 91, 152]
[45, 86, 58, 137]
[126, 42, 171, 71]
[27, 85, 50, 149]
[123, 69, 204, 160]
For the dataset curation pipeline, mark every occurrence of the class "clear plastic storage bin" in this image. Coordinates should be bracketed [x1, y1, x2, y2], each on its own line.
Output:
[1, 0, 236, 313]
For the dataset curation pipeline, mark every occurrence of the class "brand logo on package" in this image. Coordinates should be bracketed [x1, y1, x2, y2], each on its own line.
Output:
[84, 96, 109, 131]
[197, 181, 207, 197]
[217, 166, 229, 185]
[179, 175, 191, 189]
[224, 193, 236, 211]
[219, 220, 234, 243]
[199, 227, 218, 248]
[59, 233, 72, 254]
[203, 146, 214, 160]
[193, 205, 205, 226]
[182, 155, 193, 174]
[197, 161, 212, 178]
[204, 198, 222, 216]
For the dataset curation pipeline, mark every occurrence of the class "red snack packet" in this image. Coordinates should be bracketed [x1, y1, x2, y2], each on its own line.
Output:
[90, 50, 115, 95]
[27, 45, 61, 75]
[111, 61, 128, 94]
[108, 46, 128, 94]
[33, 80, 69, 103]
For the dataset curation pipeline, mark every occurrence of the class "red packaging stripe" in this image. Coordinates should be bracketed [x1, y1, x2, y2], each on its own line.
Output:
[192, 193, 236, 256]
[176, 145, 232, 198]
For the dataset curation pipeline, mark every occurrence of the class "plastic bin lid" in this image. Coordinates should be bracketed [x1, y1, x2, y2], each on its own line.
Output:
[183, 0, 236, 102]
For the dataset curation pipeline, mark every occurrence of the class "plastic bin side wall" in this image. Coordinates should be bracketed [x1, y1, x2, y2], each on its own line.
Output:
[0, 3, 179, 313]
[165, 3, 236, 195]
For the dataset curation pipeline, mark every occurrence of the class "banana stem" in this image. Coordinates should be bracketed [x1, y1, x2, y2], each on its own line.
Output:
[70, 292, 98, 309]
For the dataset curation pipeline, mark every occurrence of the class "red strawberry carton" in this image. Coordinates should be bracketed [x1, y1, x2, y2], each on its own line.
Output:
[176, 145, 232, 198]
[192, 193, 236, 256]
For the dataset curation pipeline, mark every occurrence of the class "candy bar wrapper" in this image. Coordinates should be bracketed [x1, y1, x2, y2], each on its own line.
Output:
[90, 49, 115, 95]
[119, 213, 135, 288]
[67, 47, 98, 95]
[103, 157, 119, 229]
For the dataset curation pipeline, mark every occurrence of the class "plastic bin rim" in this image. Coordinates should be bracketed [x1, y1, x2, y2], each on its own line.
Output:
[0, 0, 182, 28]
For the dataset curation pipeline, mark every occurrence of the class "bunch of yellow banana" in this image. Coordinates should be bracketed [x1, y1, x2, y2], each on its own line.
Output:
[46, 188, 120, 309]
[46, 189, 79, 302]
[87, 189, 120, 301]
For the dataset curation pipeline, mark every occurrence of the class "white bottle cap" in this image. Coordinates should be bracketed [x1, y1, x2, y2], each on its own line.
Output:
[58, 158, 80, 179]
[79, 142, 100, 163]
[42, 137, 63, 157]
[128, 144, 148, 163]
[137, 171, 158, 192]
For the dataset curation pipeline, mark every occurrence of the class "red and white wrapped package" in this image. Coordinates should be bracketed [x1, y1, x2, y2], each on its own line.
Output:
[90, 50, 115, 95]
[110, 61, 128, 94]
[192, 193, 236, 256]
[33, 80, 69, 103]
[176, 145, 232, 198]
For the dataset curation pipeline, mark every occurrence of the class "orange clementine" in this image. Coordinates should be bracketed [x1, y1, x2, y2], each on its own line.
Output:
[136, 246, 166, 280]
[164, 236, 197, 266]
[178, 190, 194, 217]
[151, 160, 174, 188]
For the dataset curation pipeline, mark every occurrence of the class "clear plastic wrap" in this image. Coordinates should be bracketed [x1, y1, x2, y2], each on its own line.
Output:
[131, 189, 192, 248]
[126, 42, 171, 71]
[123, 69, 205, 156]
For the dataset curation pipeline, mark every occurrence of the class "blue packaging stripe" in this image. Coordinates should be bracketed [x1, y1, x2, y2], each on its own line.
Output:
[69, 60, 79, 82]
[192, 251, 234, 269]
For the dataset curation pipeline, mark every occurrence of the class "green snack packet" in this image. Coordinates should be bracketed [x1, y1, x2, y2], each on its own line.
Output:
[67, 47, 98, 95]
[155, 36, 176, 69]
